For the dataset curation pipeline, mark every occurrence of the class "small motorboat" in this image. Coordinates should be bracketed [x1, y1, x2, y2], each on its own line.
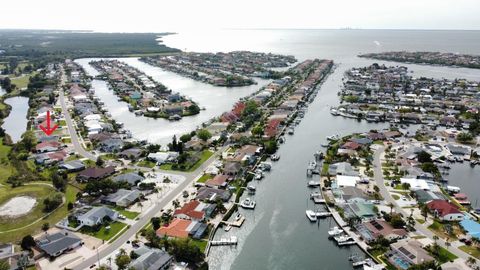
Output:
[328, 226, 344, 236]
[240, 198, 256, 209]
[306, 210, 317, 222]
[308, 181, 321, 187]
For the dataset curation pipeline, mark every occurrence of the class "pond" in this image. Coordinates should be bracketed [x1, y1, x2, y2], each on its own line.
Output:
[2, 96, 29, 143]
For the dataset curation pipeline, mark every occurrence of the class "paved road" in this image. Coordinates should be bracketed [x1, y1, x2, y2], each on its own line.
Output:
[373, 146, 475, 263]
[72, 148, 223, 270]
[58, 87, 97, 161]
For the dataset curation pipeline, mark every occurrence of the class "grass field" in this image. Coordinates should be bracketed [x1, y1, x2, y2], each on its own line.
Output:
[111, 206, 140, 219]
[0, 139, 15, 183]
[0, 184, 80, 243]
[459, 245, 480, 259]
[428, 245, 458, 263]
[191, 239, 208, 253]
[81, 221, 127, 241]
[136, 160, 156, 168]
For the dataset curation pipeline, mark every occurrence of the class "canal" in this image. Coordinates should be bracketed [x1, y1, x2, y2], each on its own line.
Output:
[160, 30, 480, 269]
[75, 58, 270, 146]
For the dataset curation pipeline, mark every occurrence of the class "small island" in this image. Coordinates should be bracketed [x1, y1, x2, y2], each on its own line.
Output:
[90, 60, 200, 120]
[141, 51, 297, 87]
[359, 51, 480, 69]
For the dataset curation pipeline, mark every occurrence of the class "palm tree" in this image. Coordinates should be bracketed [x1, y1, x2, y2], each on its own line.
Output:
[387, 202, 395, 215]
[420, 204, 429, 221]
[466, 257, 477, 267]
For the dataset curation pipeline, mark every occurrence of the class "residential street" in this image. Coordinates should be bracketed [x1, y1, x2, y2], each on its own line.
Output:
[373, 146, 476, 264]
[58, 80, 97, 161]
[72, 147, 224, 270]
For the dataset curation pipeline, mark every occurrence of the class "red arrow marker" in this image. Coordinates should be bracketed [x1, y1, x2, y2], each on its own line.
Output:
[39, 110, 59, 136]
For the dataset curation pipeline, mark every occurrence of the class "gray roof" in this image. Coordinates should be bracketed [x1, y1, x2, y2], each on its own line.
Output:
[130, 247, 173, 270]
[328, 162, 358, 176]
[60, 160, 85, 171]
[36, 231, 81, 257]
[103, 189, 141, 205]
[113, 173, 144, 185]
[78, 206, 117, 224]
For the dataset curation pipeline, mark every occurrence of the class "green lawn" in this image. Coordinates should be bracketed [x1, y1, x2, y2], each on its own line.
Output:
[392, 194, 400, 200]
[160, 150, 214, 172]
[428, 245, 458, 263]
[0, 184, 82, 243]
[428, 220, 457, 240]
[111, 207, 140, 219]
[0, 139, 15, 183]
[197, 174, 212, 183]
[81, 221, 127, 241]
[459, 245, 480, 259]
[136, 160, 156, 168]
[191, 239, 208, 253]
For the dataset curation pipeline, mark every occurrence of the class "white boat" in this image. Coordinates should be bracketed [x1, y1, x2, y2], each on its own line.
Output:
[234, 213, 243, 221]
[334, 234, 353, 243]
[287, 128, 294, 135]
[247, 185, 256, 194]
[240, 198, 256, 209]
[310, 191, 322, 198]
[224, 224, 232, 232]
[254, 173, 263, 180]
[306, 210, 317, 222]
[328, 226, 344, 236]
[330, 108, 339, 116]
[271, 154, 280, 161]
[307, 181, 320, 187]
[326, 134, 340, 141]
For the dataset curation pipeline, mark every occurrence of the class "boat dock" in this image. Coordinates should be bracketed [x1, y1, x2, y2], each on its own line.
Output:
[210, 236, 238, 246]
[221, 216, 246, 227]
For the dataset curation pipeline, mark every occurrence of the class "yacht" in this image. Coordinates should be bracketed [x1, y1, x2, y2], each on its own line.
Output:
[240, 198, 256, 209]
[334, 234, 353, 243]
[328, 226, 344, 236]
[247, 185, 256, 194]
[305, 210, 317, 222]
[271, 154, 280, 161]
[330, 108, 339, 116]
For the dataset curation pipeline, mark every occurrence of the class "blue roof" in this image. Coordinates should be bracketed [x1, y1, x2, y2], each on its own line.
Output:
[461, 220, 480, 238]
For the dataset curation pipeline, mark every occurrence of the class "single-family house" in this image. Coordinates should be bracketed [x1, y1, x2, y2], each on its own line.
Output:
[102, 189, 141, 207]
[36, 231, 82, 258]
[77, 207, 118, 227]
[427, 200, 464, 221]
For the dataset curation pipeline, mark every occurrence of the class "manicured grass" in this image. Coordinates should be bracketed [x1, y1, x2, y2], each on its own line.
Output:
[58, 120, 67, 126]
[136, 160, 156, 168]
[428, 220, 458, 240]
[392, 194, 400, 200]
[0, 184, 80, 243]
[197, 174, 212, 183]
[62, 138, 72, 143]
[160, 150, 213, 172]
[428, 245, 458, 263]
[81, 221, 127, 241]
[0, 139, 15, 184]
[191, 239, 208, 253]
[459, 245, 480, 259]
[112, 207, 140, 219]
[416, 218, 426, 224]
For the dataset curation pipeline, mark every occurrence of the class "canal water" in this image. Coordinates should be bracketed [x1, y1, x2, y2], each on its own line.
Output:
[2, 97, 29, 143]
[75, 58, 270, 146]
[161, 30, 480, 269]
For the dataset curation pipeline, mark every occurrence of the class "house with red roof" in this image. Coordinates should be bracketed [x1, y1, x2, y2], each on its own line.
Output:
[264, 119, 282, 139]
[205, 174, 229, 188]
[341, 141, 362, 151]
[156, 218, 194, 238]
[36, 141, 62, 153]
[173, 200, 215, 221]
[427, 200, 464, 221]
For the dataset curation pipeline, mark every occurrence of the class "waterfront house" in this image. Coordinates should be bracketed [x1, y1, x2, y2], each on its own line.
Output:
[77, 166, 115, 182]
[173, 200, 215, 221]
[129, 246, 173, 270]
[386, 239, 434, 270]
[345, 199, 376, 220]
[426, 200, 464, 221]
[36, 231, 82, 258]
[147, 152, 179, 164]
[356, 219, 407, 243]
[328, 162, 359, 176]
[196, 187, 231, 202]
[99, 138, 124, 153]
[77, 206, 118, 227]
[205, 174, 229, 188]
[335, 175, 360, 188]
[223, 162, 242, 175]
[156, 218, 193, 238]
[118, 148, 143, 159]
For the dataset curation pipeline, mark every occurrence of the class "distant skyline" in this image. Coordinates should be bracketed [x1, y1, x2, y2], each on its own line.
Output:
[1, 0, 480, 32]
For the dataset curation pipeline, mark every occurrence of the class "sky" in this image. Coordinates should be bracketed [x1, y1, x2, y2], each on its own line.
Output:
[1, 0, 480, 32]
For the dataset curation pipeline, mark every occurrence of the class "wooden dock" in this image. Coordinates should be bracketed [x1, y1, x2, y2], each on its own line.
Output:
[210, 236, 238, 246]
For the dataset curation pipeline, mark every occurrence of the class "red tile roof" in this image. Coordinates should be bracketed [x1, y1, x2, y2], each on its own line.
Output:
[427, 200, 461, 217]
[156, 218, 192, 238]
[205, 174, 229, 187]
[173, 200, 205, 220]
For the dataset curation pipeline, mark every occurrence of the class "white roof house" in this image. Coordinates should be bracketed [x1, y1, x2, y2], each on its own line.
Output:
[400, 178, 430, 190]
[336, 175, 360, 187]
